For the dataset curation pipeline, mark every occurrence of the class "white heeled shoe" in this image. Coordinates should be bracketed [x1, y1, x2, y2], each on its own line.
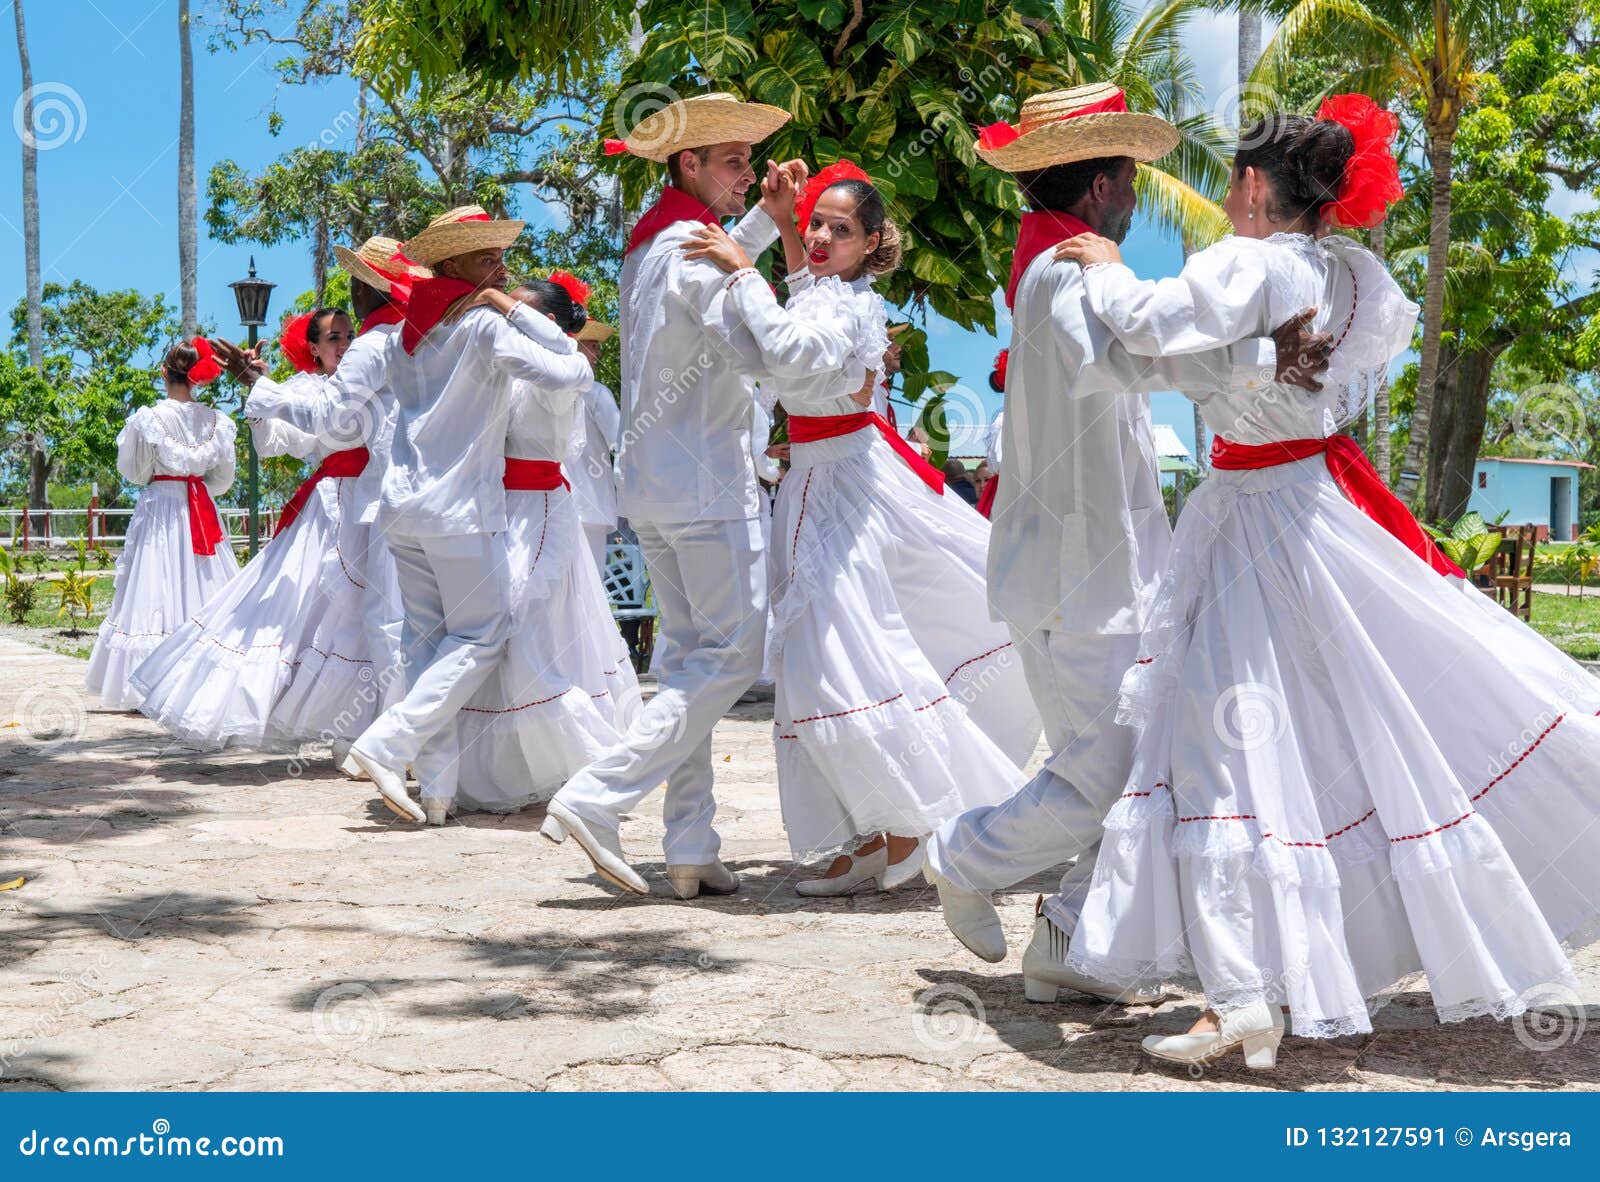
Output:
[423, 797, 452, 826]
[1020, 899, 1170, 1004]
[341, 751, 424, 823]
[332, 740, 365, 779]
[1142, 1001, 1285, 1070]
[926, 866, 1006, 963]
[541, 798, 649, 895]
[795, 847, 888, 896]
[880, 838, 926, 891]
[665, 860, 739, 900]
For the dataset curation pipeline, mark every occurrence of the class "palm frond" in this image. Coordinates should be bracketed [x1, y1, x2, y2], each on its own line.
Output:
[1252, 0, 1422, 105]
[1136, 165, 1231, 248]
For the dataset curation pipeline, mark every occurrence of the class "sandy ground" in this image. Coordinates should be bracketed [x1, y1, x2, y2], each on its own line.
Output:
[2, 635, 1597, 1092]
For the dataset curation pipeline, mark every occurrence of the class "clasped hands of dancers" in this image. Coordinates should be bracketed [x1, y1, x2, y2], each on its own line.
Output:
[90, 84, 1600, 1073]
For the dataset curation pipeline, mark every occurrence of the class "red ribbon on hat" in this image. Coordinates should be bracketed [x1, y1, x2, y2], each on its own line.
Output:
[977, 88, 1130, 152]
[604, 138, 630, 156]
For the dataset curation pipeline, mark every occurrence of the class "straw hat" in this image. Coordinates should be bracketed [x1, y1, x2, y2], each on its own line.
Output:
[975, 83, 1177, 173]
[332, 235, 432, 294]
[403, 205, 526, 265]
[608, 92, 790, 163]
[576, 320, 616, 343]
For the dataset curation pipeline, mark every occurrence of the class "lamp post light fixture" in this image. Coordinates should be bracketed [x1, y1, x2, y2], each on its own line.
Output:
[229, 256, 275, 556]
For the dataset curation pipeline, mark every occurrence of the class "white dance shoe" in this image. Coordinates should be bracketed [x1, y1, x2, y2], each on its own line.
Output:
[1020, 900, 1170, 1005]
[332, 740, 366, 779]
[926, 867, 1006, 963]
[541, 798, 649, 895]
[665, 860, 740, 900]
[341, 751, 424, 823]
[423, 797, 452, 827]
[1142, 1001, 1285, 1070]
[795, 846, 888, 896]
[880, 838, 926, 891]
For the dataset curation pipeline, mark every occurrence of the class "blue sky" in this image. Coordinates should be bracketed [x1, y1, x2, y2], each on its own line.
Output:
[0, 3, 1254, 458]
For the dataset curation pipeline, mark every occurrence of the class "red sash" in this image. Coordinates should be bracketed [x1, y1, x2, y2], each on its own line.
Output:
[626, 187, 720, 257]
[275, 448, 371, 537]
[1006, 210, 1095, 309]
[1210, 436, 1463, 578]
[150, 475, 225, 556]
[503, 458, 569, 491]
[976, 474, 999, 519]
[788, 412, 945, 495]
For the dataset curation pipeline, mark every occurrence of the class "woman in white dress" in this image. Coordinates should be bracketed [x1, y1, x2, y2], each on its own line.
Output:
[133, 308, 382, 751]
[448, 279, 642, 823]
[86, 339, 239, 708]
[685, 161, 1043, 895]
[1050, 97, 1600, 1069]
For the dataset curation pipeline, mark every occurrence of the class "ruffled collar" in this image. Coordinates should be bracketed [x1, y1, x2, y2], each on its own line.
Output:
[786, 270, 889, 381]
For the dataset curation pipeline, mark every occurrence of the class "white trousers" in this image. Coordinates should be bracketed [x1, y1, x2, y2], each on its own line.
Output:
[926, 627, 1140, 935]
[582, 521, 612, 579]
[556, 516, 766, 864]
[353, 531, 512, 801]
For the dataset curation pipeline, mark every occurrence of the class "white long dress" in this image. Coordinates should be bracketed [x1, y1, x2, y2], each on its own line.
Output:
[85, 397, 239, 708]
[132, 372, 380, 751]
[721, 267, 1044, 860]
[453, 376, 641, 812]
[1063, 232, 1600, 1037]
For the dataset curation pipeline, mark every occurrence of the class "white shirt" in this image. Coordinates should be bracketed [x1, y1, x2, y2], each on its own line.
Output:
[616, 203, 779, 523]
[985, 411, 1004, 472]
[567, 380, 621, 527]
[118, 397, 236, 495]
[990, 252, 1278, 638]
[507, 369, 583, 462]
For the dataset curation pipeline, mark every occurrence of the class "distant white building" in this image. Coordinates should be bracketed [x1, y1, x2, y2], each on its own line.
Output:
[1151, 423, 1197, 476]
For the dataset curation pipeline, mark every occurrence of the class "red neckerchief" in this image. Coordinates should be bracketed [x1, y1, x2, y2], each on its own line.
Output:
[626, 186, 720, 257]
[401, 277, 477, 354]
[1006, 210, 1095, 309]
[360, 302, 405, 335]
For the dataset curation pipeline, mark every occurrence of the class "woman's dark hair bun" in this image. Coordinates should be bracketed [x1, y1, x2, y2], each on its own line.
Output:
[162, 340, 199, 385]
[1235, 113, 1355, 226]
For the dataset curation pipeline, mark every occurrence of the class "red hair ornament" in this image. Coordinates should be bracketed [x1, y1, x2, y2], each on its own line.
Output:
[279, 312, 318, 374]
[1315, 93, 1404, 230]
[795, 160, 872, 230]
[186, 337, 222, 386]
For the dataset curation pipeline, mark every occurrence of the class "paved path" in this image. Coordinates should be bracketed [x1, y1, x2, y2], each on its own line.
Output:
[2, 637, 1596, 1092]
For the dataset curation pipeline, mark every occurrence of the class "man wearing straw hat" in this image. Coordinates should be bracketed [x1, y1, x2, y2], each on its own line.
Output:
[569, 315, 623, 576]
[542, 93, 807, 898]
[923, 83, 1332, 997]
[299, 206, 592, 822]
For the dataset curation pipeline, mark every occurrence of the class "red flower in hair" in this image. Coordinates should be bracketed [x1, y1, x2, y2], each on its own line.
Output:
[976, 122, 1020, 151]
[796, 159, 872, 230]
[187, 336, 222, 385]
[547, 270, 591, 309]
[1315, 93, 1404, 229]
[990, 348, 1009, 393]
[279, 312, 317, 374]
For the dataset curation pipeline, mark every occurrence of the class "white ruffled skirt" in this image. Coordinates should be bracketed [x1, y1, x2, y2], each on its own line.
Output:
[770, 426, 1042, 860]
[454, 486, 640, 812]
[1067, 455, 1600, 1038]
[131, 477, 379, 750]
[85, 482, 240, 709]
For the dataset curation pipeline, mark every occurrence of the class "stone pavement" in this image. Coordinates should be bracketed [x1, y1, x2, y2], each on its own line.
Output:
[2, 636, 1596, 1092]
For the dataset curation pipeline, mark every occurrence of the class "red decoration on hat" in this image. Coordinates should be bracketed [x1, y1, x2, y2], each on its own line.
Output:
[1315, 93, 1404, 229]
[991, 348, 1009, 392]
[603, 138, 630, 156]
[547, 270, 591, 309]
[976, 88, 1130, 153]
[795, 159, 872, 230]
[279, 312, 317, 374]
[976, 122, 1020, 151]
[187, 336, 222, 386]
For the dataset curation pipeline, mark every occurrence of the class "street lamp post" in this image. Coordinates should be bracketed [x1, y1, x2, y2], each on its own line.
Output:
[229, 257, 275, 556]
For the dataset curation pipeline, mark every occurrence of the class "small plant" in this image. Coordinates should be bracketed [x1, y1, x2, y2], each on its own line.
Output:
[1424, 512, 1503, 575]
[55, 570, 96, 636]
[0, 549, 40, 625]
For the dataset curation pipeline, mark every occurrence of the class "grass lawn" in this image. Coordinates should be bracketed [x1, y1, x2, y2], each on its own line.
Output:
[1528, 590, 1600, 662]
[0, 575, 114, 660]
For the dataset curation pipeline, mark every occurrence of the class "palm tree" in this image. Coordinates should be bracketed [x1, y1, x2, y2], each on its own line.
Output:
[12, 0, 46, 533]
[179, 0, 198, 335]
[1251, 0, 1514, 508]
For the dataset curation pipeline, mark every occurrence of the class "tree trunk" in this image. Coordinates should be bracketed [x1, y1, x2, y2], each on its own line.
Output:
[14, 0, 46, 531]
[1394, 125, 1457, 508]
[1238, 10, 1261, 87]
[313, 215, 329, 305]
[1369, 217, 1392, 483]
[178, 0, 198, 335]
[1431, 346, 1495, 524]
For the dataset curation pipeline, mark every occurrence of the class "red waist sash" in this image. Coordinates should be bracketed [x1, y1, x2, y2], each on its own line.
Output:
[976, 474, 999, 519]
[1209, 436, 1463, 578]
[150, 475, 225, 556]
[275, 447, 370, 537]
[787, 412, 945, 495]
[503, 457, 569, 491]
